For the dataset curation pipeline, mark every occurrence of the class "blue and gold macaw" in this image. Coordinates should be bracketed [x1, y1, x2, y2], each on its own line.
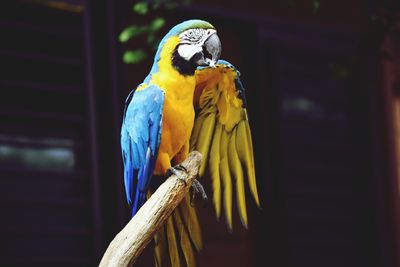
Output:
[121, 19, 260, 267]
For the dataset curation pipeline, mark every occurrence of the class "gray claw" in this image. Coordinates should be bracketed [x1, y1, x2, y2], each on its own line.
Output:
[190, 179, 208, 206]
[167, 166, 187, 185]
[174, 164, 188, 172]
[167, 165, 208, 205]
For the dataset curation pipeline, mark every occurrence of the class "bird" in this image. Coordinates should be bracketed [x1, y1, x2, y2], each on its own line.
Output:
[121, 19, 260, 267]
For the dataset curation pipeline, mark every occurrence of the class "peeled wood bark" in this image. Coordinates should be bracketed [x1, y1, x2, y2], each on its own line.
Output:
[99, 151, 203, 267]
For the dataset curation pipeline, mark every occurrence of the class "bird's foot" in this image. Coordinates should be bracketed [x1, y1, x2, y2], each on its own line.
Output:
[190, 178, 208, 205]
[167, 164, 208, 205]
[167, 164, 188, 185]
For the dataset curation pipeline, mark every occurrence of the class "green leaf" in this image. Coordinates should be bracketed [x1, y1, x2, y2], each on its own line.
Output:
[149, 17, 165, 32]
[119, 25, 147, 43]
[123, 50, 147, 64]
[312, 0, 320, 14]
[133, 2, 148, 15]
[147, 33, 156, 45]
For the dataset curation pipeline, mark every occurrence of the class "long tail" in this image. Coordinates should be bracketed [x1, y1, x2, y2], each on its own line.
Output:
[154, 194, 202, 267]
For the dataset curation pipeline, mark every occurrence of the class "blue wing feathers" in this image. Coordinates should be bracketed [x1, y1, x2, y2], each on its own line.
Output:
[121, 85, 164, 216]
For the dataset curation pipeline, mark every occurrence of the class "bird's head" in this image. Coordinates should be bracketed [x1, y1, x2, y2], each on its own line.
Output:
[154, 20, 222, 76]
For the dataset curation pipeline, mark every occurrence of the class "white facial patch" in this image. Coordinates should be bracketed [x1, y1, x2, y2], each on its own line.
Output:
[177, 44, 202, 61]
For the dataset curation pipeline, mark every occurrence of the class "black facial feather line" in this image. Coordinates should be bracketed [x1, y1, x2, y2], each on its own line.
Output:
[172, 48, 197, 76]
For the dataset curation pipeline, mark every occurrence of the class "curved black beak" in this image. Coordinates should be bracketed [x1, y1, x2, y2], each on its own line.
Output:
[192, 32, 221, 67]
[203, 33, 221, 67]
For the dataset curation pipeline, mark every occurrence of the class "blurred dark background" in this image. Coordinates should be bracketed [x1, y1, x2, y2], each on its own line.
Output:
[1, 0, 400, 266]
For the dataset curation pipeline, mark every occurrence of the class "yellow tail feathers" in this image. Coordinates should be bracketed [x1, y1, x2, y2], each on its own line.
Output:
[236, 120, 260, 207]
[228, 127, 248, 227]
[220, 130, 233, 230]
[209, 124, 223, 219]
[166, 216, 180, 267]
[154, 194, 202, 267]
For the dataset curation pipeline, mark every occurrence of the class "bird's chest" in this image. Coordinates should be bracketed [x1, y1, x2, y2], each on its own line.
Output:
[161, 91, 195, 154]
[150, 65, 196, 156]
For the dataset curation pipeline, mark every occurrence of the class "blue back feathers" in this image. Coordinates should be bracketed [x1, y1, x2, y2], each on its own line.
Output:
[121, 85, 165, 216]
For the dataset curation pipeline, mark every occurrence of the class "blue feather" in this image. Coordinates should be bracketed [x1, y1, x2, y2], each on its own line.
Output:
[121, 85, 165, 216]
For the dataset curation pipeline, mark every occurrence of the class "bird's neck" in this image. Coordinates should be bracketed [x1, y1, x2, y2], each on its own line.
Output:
[149, 36, 196, 104]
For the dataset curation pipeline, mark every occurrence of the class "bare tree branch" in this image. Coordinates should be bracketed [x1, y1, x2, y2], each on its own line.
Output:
[99, 151, 203, 267]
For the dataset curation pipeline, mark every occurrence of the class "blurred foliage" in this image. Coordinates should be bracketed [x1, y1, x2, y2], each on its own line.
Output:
[120, 0, 325, 64]
[123, 49, 147, 64]
[312, 0, 320, 14]
[120, 0, 192, 64]
[133, 2, 149, 15]
[286, 0, 321, 14]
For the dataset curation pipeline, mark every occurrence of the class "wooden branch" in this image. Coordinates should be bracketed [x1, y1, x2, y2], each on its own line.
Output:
[99, 151, 203, 267]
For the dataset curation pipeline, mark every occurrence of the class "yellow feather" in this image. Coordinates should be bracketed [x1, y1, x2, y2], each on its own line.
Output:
[196, 112, 216, 177]
[173, 209, 196, 267]
[217, 77, 242, 130]
[199, 99, 217, 117]
[244, 116, 260, 206]
[236, 120, 260, 207]
[224, 105, 242, 132]
[199, 85, 219, 110]
[189, 114, 205, 151]
[245, 121, 260, 207]
[217, 91, 229, 124]
[244, 111, 256, 169]
[220, 129, 233, 230]
[228, 127, 248, 227]
[179, 195, 203, 251]
[154, 225, 168, 267]
[209, 123, 222, 219]
[166, 216, 180, 267]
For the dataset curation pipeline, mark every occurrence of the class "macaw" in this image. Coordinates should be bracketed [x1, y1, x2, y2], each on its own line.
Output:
[121, 19, 260, 267]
